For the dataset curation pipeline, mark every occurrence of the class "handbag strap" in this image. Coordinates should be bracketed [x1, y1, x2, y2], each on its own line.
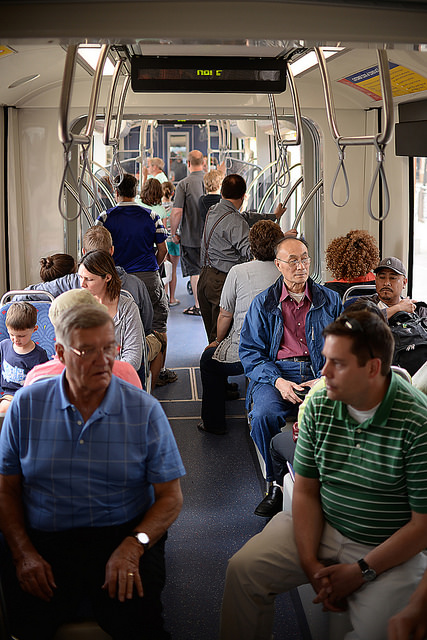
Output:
[203, 210, 232, 267]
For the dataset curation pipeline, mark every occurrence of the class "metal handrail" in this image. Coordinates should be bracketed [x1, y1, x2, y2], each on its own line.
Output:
[58, 44, 110, 221]
[293, 179, 323, 228]
[268, 61, 303, 189]
[315, 47, 393, 219]
[316, 48, 393, 147]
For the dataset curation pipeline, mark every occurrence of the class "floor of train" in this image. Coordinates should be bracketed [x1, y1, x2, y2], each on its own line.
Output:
[154, 270, 310, 640]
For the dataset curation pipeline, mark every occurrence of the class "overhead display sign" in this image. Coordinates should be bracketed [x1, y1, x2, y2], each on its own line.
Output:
[339, 61, 427, 101]
[131, 56, 286, 93]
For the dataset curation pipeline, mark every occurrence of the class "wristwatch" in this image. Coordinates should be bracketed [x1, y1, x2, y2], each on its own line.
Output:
[129, 531, 150, 550]
[357, 558, 377, 582]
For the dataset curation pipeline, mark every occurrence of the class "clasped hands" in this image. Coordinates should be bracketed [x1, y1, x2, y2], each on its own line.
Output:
[308, 561, 365, 612]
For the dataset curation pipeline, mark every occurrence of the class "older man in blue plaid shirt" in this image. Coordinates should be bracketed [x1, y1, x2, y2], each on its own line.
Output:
[0, 304, 185, 640]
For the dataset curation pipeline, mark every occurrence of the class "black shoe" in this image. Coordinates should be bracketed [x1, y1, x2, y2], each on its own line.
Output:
[225, 389, 240, 401]
[254, 485, 283, 517]
[226, 381, 238, 392]
[197, 421, 227, 435]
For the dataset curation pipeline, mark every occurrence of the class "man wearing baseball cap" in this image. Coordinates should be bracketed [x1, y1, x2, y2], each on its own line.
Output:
[365, 257, 427, 320]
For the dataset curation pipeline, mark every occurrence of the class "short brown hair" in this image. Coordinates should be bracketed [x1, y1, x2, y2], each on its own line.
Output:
[326, 230, 379, 280]
[249, 221, 284, 261]
[83, 226, 113, 253]
[78, 250, 122, 301]
[39, 253, 76, 282]
[141, 178, 162, 206]
[6, 302, 38, 330]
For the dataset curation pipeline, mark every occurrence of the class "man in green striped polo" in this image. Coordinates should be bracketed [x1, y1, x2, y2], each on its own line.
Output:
[220, 309, 427, 640]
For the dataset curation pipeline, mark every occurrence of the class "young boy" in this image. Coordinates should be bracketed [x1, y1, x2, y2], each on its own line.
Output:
[0, 302, 49, 413]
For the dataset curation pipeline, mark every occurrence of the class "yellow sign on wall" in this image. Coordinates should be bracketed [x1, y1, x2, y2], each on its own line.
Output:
[339, 62, 427, 101]
[0, 46, 16, 59]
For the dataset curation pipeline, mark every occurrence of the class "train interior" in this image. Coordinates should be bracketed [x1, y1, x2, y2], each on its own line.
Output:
[2, 1, 427, 638]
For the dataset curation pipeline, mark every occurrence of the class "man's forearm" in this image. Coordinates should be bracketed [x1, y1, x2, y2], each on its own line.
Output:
[364, 513, 427, 576]
[292, 477, 325, 575]
[170, 208, 182, 237]
[132, 480, 183, 547]
[0, 477, 37, 561]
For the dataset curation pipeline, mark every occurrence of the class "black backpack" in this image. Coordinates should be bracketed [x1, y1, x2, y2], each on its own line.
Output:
[388, 311, 427, 376]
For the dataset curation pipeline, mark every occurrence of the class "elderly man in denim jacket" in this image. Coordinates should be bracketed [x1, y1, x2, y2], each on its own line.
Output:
[240, 236, 342, 515]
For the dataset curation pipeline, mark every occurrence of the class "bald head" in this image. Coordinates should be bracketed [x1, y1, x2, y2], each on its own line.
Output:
[188, 150, 203, 168]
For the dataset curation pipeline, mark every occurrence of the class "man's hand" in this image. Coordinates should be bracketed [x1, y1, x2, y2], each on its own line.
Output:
[388, 600, 427, 640]
[302, 560, 347, 613]
[171, 233, 180, 245]
[16, 551, 56, 602]
[274, 203, 287, 221]
[313, 563, 364, 607]
[103, 537, 144, 602]
[274, 378, 306, 403]
[396, 297, 417, 314]
[274, 377, 318, 403]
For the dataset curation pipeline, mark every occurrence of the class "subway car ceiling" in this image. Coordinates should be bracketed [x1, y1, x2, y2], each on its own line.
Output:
[2, 44, 427, 118]
[2, 0, 427, 116]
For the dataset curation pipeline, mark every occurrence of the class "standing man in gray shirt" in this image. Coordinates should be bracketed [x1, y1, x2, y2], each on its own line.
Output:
[170, 150, 205, 316]
[198, 174, 286, 343]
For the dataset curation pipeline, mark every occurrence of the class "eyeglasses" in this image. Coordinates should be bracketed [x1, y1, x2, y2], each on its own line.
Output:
[68, 343, 119, 360]
[339, 315, 375, 359]
[276, 256, 311, 268]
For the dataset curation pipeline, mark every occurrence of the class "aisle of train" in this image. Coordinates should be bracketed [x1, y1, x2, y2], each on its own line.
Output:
[153, 270, 309, 640]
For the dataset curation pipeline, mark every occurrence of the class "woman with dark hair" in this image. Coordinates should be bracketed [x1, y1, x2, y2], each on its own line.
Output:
[78, 250, 143, 371]
[324, 229, 379, 298]
[39, 253, 76, 282]
[198, 220, 285, 435]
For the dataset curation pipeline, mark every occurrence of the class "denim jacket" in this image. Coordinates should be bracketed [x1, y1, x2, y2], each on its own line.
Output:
[239, 276, 342, 402]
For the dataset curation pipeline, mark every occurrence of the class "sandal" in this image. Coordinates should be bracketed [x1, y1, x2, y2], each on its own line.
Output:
[169, 299, 181, 307]
[183, 305, 201, 316]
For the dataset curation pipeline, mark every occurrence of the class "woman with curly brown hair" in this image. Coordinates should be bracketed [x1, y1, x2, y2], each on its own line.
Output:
[324, 229, 379, 298]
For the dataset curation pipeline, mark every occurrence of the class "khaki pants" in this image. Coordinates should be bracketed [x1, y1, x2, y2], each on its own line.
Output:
[220, 511, 427, 640]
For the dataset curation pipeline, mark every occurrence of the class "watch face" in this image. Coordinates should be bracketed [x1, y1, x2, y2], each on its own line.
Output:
[364, 568, 376, 582]
[135, 532, 149, 546]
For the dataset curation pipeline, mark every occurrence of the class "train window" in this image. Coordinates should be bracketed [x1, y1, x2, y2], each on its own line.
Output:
[412, 157, 427, 300]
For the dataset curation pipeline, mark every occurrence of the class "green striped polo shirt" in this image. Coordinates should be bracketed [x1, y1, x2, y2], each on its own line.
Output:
[293, 372, 427, 546]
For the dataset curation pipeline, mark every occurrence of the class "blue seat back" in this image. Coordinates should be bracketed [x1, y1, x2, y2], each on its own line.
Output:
[0, 302, 56, 359]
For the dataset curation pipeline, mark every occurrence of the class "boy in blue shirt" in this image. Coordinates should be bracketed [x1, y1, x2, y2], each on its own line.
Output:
[0, 302, 48, 413]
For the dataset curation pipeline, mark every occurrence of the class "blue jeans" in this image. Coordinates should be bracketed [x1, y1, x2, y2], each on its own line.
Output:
[248, 361, 313, 482]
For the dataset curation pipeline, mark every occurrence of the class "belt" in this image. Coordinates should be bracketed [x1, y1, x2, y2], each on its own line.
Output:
[281, 356, 311, 362]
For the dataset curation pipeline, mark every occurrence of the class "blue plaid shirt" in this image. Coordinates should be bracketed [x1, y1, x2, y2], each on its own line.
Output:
[0, 371, 185, 531]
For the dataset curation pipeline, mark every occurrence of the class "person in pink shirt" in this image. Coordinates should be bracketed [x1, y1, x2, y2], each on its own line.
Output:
[24, 289, 142, 389]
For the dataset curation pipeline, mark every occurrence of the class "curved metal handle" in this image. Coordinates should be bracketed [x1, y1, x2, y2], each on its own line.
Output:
[293, 179, 323, 228]
[315, 47, 394, 147]
[82, 44, 109, 140]
[104, 59, 125, 146]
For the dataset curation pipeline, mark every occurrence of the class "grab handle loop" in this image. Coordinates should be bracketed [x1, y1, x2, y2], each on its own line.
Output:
[330, 143, 350, 207]
[367, 139, 390, 222]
